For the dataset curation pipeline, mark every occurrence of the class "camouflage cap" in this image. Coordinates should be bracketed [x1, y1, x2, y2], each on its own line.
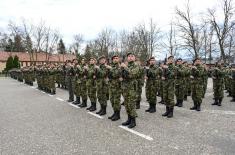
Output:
[89, 57, 96, 61]
[168, 55, 174, 59]
[111, 55, 119, 60]
[149, 57, 155, 61]
[98, 55, 106, 60]
[176, 58, 183, 62]
[127, 52, 135, 57]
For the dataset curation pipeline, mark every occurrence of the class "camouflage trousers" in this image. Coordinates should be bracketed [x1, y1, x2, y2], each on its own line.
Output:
[175, 79, 185, 100]
[191, 80, 203, 104]
[146, 79, 157, 103]
[109, 80, 121, 111]
[80, 79, 87, 100]
[203, 78, 208, 97]
[213, 79, 224, 99]
[122, 81, 138, 117]
[48, 75, 55, 92]
[232, 79, 235, 97]
[97, 79, 108, 106]
[87, 79, 97, 103]
[162, 79, 175, 108]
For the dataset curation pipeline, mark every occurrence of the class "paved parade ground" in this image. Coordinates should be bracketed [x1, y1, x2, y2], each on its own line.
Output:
[0, 77, 235, 155]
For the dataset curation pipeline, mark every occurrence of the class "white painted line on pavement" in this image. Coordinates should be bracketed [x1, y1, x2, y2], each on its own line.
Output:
[119, 125, 153, 141]
[68, 103, 80, 109]
[48, 94, 53, 97]
[41, 91, 46, 94]
[87, 112, 103, 119]
[204, 109, 235, 115]
[56, 97, 64, 102]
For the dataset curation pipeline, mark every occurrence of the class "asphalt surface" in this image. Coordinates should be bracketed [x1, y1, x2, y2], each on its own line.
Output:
[0, 77, 235, 155]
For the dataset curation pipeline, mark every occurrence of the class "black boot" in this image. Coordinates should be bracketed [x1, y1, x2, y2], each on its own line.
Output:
[128, 117, 136, 128]
[167, 107, 174, 118]
[175, 100, 180, 107]
[72, 96, 79, 105]
[231, 97, 235, 102]
[212, 99, 218, 105]
[196, 102, 201, 111]
[96, 105, 103, 114]
[89, 102, 97, 112]
[184, 95, 187, 101]
[99, 105, 107, 116]
[79, 99, 87, 108]
[51, 89, 56, 95]
[122, 115, 131, 126]
[149, 104, 156, 113]
[162, 106, 169, 117]
[217, 98, 222, 106]
[111, 111, 120, 121]
[178, 100, 183, 107]
[121, 101, 124, 106]
[145, 103, 152, 112]
[108, 111, 115, 119]
[190, 102, 197, 110]
[136, 101, 140, 109]
[86, 103, 93, 110]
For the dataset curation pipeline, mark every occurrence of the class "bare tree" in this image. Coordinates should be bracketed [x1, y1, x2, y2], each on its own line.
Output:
[71, 34, 84, 55]
[94, 28, 116, 57]
[161, 22, 179, 57]
[208, 0, 235, 62]
[175, 0, 204, 58]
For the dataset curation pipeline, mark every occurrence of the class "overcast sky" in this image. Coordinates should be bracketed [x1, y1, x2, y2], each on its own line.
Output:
[0, 0, 222, 57]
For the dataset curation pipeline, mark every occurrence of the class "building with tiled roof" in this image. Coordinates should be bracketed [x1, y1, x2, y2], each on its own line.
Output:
[0, 51, 76, 72]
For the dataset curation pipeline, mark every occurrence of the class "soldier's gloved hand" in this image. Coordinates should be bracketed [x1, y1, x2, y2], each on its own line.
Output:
[105, 65, 112, 69]
[121, 63, 127, 68]
[95, 65, 99, 69]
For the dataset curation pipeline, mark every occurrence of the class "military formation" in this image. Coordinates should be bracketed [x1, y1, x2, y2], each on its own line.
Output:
[8, 53, 235, 128]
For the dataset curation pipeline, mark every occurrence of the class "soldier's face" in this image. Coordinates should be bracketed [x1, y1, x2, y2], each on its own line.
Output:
[168, 57, 174, 64]
[113, 57, 119, 63]
[195, 60, 201, 65]
[99, 58, 106, 64]
[81, 59, 85, 64]
[90, 59, 95, 64]
[149, 59, 155, 65]
[177, 60, 182, 65]
[127, 54, 135, 62]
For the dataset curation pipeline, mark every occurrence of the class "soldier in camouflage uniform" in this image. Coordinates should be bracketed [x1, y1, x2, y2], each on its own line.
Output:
[72, 62, 82, 105]
[107, 55, 122, 121]
[202, 63, 209, 98]
[136, 59, 145, 109]
[78, 58, 88, 108]
[161, 56, 175, 118]
[145, 57, 160, 113]
[231, 65, 235, 102]
[85, 57, 97, 112]
[95, 56, 109, 115]
[48, 63, 56, 95]
[175, 58, 186, 107]
[66, 60, 75, 102]
[158, 62, 164, 104]
[211, 61, 225, 106]
[190, 58, 204, 111]
[183, 61, 191, 100]
[121, 52, 140, 128]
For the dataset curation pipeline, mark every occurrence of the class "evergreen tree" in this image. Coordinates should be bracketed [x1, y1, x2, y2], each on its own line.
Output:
[5, 56, 13, 71]
[12, 55, 20, 68]
[57, 39, 66, 54]
[14, 34, 25, 52]
[5, 39, 14, 52]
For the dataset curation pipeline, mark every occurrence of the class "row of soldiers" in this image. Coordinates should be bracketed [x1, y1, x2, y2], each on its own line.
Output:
[9, 54, 235, 128]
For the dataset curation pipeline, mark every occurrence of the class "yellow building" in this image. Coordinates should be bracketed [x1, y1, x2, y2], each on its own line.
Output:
[0, 51, 76, 72]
